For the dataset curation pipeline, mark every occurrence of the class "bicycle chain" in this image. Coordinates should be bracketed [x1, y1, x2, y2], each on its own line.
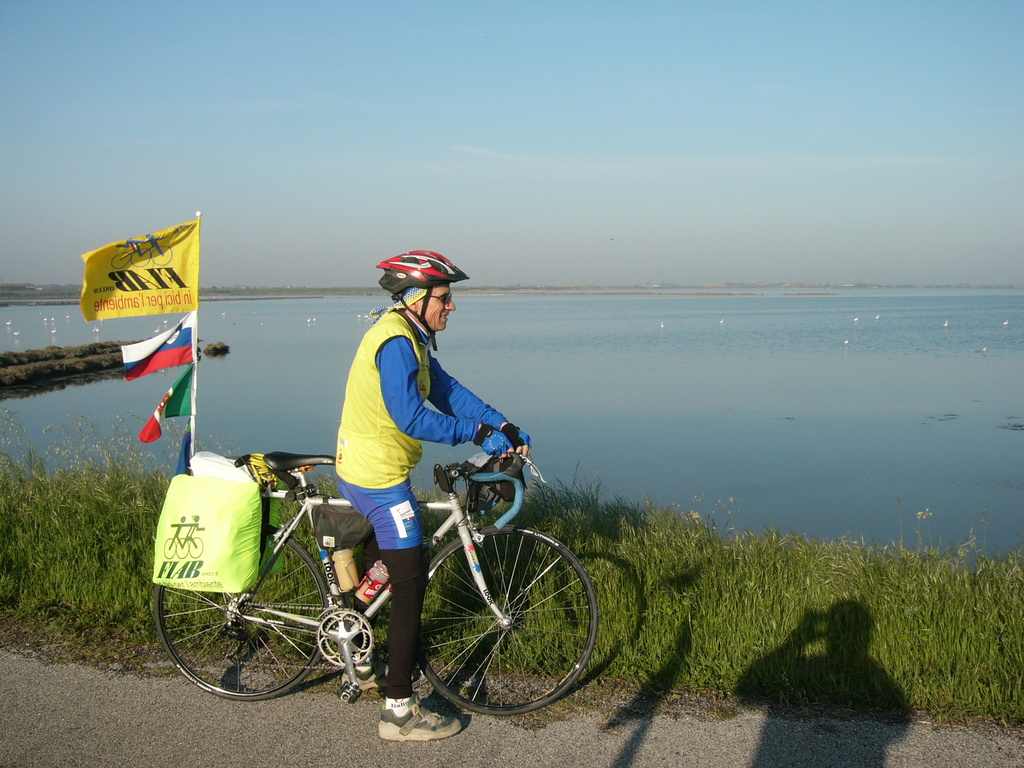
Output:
[250, 602, 326, 613]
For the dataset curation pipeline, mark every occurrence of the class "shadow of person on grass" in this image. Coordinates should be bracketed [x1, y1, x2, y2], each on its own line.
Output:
[600, 568, 702, 768]
[735, 599, 911, 768]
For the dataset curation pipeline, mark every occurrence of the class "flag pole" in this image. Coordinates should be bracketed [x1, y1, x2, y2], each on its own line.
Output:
[189, 211, 202, 467]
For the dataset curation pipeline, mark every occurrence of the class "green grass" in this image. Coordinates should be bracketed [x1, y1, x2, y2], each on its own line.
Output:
[0, 417, 1021, 724]
[517, 485, 1023, 723]
[0, 417, 167, 637]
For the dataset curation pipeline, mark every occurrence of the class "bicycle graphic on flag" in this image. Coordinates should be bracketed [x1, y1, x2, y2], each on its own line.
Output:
[111, 233, 175, 270]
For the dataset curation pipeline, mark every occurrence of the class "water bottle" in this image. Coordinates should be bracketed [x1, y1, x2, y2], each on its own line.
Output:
[331, 548, 359, 591]
[356, 559, 389, 604]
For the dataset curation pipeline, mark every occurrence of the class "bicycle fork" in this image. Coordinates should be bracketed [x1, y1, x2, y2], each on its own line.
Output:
[456, 522, 513, 629]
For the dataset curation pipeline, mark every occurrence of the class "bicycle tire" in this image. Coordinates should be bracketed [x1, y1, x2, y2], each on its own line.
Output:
[150, 244, 173, 267]
[110, 249, 134, 270]
[162, 538, 178, 560]
[420, 526, 598, 715]
[153, 538, 329, 701]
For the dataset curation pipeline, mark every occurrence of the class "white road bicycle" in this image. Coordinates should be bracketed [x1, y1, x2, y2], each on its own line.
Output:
[153, 451, 599, 716]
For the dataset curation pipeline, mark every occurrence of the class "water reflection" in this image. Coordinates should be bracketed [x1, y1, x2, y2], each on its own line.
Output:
[0, 368, 123, 400]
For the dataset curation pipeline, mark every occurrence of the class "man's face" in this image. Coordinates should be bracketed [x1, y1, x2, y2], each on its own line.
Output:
[422, 285, 455, 332]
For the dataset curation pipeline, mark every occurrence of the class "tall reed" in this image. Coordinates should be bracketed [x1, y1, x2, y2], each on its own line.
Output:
[0, 413, 168, 636]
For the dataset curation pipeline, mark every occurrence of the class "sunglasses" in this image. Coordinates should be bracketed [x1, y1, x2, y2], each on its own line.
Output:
[431, 291, 454, 307]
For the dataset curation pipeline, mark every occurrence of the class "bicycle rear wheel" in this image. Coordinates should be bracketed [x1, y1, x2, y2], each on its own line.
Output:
[153, 538, 329, 700]
[420, 526, 598, 715]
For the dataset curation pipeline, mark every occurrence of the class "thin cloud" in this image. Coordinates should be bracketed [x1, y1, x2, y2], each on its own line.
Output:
[449, 146, 945, 178]
[451, 145, 544, 162]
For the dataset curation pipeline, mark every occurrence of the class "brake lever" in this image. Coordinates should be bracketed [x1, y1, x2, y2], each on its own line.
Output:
[522, 455, 547, 484]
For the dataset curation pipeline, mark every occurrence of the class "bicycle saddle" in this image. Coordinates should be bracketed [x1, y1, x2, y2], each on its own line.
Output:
[261, 452, 336, 471]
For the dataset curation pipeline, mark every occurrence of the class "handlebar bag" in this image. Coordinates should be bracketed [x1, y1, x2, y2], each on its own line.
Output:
[152, 474, 263, 592]
[461, 453, 526, 514]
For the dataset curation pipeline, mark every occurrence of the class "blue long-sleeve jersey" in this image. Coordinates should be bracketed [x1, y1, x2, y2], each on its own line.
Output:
[376, 329, 506, 446]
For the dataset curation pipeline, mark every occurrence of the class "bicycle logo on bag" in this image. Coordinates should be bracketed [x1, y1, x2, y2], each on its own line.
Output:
[163, 515, 205, 559]
[156, 515, 206, 582]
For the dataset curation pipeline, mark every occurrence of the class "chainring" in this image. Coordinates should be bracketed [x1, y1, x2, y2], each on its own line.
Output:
[317, 607, 374, 667]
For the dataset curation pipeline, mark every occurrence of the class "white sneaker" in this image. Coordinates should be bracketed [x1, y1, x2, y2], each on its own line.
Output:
[378, 694, 462, 741]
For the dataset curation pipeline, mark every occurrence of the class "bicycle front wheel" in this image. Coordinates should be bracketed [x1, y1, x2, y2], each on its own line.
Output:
[420, 526, 598, 715]
[153, 538, 329, 700]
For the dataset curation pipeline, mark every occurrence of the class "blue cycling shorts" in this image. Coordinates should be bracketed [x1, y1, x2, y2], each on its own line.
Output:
[335, 477, 422, 550]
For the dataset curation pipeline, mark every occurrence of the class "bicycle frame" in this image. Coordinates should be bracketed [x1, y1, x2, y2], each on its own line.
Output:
[154, 451, 596, 712]
[231, 461, 528, 687]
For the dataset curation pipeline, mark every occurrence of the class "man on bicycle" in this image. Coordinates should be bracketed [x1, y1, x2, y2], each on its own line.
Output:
[336, 250, 530, 741]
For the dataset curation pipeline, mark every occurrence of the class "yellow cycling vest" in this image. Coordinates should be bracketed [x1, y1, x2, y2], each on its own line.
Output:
[336, 312, 431, 488]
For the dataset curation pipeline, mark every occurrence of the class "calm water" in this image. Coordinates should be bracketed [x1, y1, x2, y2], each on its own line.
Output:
[3, 290, 1022, 551]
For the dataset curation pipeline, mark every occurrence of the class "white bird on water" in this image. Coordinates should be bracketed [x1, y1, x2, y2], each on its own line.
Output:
[943, 320, 949, 327]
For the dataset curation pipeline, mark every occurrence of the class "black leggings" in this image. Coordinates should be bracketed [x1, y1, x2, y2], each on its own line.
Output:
[363, 536, 426, 700]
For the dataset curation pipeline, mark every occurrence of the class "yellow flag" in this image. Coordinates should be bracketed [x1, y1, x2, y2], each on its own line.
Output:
[80, 219, 201, 321]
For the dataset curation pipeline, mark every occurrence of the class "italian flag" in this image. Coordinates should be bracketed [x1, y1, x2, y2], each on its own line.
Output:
[139, 364, 194, 443]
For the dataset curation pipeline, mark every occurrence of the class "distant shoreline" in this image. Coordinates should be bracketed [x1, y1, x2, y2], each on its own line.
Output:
[0, 294, 330, 308]
[3, 284, 1022, 308]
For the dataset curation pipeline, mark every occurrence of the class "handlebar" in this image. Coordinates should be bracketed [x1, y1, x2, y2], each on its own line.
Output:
[466, 453, 543, 529]
[466, 471, 526, 528]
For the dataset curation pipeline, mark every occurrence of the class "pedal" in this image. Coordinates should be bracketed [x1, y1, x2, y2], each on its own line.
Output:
[338, 682, 362, 704]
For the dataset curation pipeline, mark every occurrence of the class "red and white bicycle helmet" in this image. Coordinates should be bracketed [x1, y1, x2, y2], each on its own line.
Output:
[377, 250, 469, 297]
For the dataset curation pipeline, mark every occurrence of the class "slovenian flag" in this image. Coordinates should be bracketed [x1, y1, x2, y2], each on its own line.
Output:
[121, 311, 196, 381]
[139, 364, 194, 443]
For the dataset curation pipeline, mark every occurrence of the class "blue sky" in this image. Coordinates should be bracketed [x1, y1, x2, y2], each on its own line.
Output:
[1, 1, 1021, 287]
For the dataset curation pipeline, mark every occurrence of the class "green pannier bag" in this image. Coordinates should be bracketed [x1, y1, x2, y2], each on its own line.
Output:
[153, 474, 263, 592]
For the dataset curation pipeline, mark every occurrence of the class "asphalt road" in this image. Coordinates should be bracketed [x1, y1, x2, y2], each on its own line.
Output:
[1, 650, 1020, 768]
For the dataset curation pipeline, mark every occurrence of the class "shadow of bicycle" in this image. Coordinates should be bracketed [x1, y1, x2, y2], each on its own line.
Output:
[596, 567, 703, 768]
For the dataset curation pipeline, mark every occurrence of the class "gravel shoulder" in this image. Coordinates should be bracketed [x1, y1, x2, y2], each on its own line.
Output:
[1, 642, 1020, 768]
